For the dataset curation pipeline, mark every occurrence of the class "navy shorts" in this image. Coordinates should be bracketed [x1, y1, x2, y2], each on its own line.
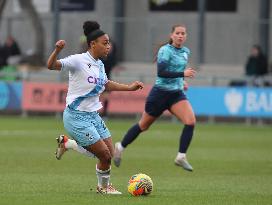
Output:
[145, 86, 187, 117]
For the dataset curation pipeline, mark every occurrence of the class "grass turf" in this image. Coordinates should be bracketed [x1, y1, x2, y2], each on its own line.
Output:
[0, 116, 271, 205]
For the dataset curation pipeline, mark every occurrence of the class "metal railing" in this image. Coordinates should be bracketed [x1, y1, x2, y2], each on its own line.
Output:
[1, 69, 272, 87]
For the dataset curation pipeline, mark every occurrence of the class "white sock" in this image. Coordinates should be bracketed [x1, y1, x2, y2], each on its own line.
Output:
[96, 165, 111, 188]
[177, 152, 186, 159]
[65, 139, 95, 158]
[117, 142, 125, 152]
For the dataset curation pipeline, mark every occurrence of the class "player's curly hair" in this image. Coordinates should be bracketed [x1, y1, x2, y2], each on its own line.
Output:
[83, 21, 105, 47]
[83, 21, 100, 36]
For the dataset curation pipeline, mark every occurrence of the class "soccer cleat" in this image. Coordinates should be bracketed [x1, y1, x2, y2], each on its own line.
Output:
[175, 156, 193, 172]
[96, 184, 122, 195]
[55, 135, 68, 160]
[113, 142, 122, 167]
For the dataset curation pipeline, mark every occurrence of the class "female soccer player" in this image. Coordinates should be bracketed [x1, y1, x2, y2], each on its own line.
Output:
[113, 24, 196, 171]
[47, 21, 143, 194]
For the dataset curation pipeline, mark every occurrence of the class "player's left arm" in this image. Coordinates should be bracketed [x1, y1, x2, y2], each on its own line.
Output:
[182, 48, 196, 78]
[105, 80, 144, 91]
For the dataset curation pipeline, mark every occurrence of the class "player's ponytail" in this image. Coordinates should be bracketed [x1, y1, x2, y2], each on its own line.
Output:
[83, 21, 105, 47]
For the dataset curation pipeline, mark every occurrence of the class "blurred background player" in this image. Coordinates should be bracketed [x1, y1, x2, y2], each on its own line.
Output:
[3, 36, 21, 62]
[100, 40, 118, 117]
[245, 45, 268, 86]
[47, 20, 143, 194]
[0, 36, 21, 68]
[0, 36, 21, 81]
[113, 24, 196, 171]
[245, 45, 268, 77]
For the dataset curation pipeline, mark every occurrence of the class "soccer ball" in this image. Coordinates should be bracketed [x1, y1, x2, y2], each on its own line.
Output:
[127, 173, 153, 196]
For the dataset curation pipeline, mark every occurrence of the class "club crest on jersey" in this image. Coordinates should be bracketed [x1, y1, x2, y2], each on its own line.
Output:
[87, 76, 106, 85]
[182, 53, 188, 61]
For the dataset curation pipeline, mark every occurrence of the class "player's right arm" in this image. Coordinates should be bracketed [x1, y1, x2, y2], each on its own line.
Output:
[47, 40, 66, 71]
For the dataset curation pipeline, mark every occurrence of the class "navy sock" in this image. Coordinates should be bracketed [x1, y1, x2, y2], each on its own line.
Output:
[179, 125, 195, 153]
[121, 123, 142, 148]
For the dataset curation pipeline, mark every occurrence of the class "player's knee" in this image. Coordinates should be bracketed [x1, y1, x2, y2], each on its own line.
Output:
[188, 119, 196, 126]
[184, 117, 196, 126]
[139, 124, 150, 131]
[186, 121, 196, 126]
[101, 150, 112, 165]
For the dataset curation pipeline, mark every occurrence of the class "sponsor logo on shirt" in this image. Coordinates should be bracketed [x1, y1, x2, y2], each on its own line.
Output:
[87, 76, 106, 86]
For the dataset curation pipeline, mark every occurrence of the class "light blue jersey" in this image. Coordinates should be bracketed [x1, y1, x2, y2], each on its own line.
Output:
[155, 44, 190, 91]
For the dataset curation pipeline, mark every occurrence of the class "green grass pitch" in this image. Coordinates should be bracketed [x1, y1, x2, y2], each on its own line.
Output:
[0, 116, 271, 205]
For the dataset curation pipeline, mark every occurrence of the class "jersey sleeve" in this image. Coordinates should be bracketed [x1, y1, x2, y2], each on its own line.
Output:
[59, 54, 78, 71]
[183, 47, 191, 57]
[157, 46, 171, 63]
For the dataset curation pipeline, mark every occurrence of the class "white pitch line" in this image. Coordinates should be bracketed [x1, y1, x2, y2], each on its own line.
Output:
[0, 130, 61, 137]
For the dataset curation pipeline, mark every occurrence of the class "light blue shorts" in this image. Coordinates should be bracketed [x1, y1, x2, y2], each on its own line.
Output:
[63, 106, 111, 147]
